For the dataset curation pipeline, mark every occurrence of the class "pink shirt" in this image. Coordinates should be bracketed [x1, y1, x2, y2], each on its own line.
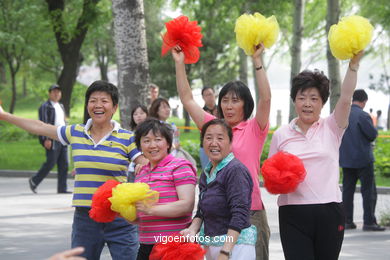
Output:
[204, 112, 269, 210]
[268, 113, 345, 206]
[135, 154, 197, 244]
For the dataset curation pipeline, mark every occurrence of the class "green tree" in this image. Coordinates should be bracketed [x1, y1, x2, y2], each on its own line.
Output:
[326, 0, 341, 112]
[83, 1, 115, 81]
[358, 0, 390, 129]
[45, 0, 100, 116]
[0, 1, 44, 113]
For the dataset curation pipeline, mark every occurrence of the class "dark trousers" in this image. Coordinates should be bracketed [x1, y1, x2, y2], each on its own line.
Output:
[32, 141, 68, 192]
[342, 163, 377, 225]
[279, 203, 345, 260]
[136, 244, 154, 260]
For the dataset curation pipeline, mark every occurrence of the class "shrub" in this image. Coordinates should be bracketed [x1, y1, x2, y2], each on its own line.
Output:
[0, 122, 35, 141]
[374, 135, 390, 178]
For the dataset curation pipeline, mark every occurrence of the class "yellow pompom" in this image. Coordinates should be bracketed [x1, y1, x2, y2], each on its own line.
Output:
[109, 183, 159, 221]
[235, 12, 279, 55]
[328, 15, 373, 60]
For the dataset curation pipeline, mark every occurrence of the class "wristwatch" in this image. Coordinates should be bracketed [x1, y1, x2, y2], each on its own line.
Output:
[220, 249, 231, 258]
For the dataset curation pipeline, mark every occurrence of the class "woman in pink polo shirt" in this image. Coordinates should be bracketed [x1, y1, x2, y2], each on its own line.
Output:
[268, 52, 364, 260]
[134, 118, 197, 260]
[172, 43, 271, 260]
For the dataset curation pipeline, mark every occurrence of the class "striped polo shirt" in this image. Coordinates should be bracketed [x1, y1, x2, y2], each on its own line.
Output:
[57, 119, 141, 207]
[135, 154, 197, 244]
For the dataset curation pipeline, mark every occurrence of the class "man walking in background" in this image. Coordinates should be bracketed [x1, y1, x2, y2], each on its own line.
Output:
[29, 84, 69, 194]
[339, 89, 385, 231]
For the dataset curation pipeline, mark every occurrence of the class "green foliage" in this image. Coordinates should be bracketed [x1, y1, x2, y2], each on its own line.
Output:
[0, 122, 34, 141]
[374, 134, 390, 177]
[180, 130, 201, 170]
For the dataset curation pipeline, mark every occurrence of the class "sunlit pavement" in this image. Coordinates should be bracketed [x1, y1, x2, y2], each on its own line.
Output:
[0, 177, 389, 260]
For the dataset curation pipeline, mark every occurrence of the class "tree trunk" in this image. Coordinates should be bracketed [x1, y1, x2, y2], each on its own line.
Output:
[289, 0, 305, 122]
[239, 49, 248, 86]
[23, 76, 27, 96]
[46, 0, 99, 116]
[183, 109, 191, 133]
[326, 0, 341, 112]
[9, 70, 16, 114]
[95, 42, 109, 81]
[112, 0, 150, 130]
[5, 55, 20, 114]
[0, 62, 6, 84]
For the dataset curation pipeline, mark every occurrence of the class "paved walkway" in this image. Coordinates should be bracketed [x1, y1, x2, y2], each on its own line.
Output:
[0, 177, 389, 259]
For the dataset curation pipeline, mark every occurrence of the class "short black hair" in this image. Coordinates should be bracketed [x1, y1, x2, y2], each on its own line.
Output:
[200, 119, 233, 148]
[201, 86, 214, 96]
[135, 118, 173, 153]
[130, 105, 148, 130]
[149, 98, 170, 119]
[290, 70, 330, 104]
[217, 81, 254, 121]
[83, 80, 119, 124]
[352, 89, 368, 102]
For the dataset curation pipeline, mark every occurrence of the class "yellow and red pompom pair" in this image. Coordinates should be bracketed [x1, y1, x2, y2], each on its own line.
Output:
[89, 180, 159, 223]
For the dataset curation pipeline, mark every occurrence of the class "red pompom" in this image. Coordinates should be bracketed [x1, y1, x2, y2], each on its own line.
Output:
[89, 180, 121, 222]
[149, 235, 206, 260]
[261, 151, 306, 194]
[161, 15, 203, 64]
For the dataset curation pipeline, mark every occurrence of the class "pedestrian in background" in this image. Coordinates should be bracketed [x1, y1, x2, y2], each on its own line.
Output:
[29, 84, 69, 194]
[128, 104, 149, 182]
[340, 89, 385, 231]
[376, 110, 386, 130]
[148, 83, 159, 107]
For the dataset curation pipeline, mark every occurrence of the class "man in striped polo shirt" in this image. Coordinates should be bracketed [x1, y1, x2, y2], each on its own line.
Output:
[0, 81, 146, 260]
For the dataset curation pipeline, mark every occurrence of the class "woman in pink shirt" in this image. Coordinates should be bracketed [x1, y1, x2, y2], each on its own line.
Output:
[134, 118, 197, 260]
[172, 43, 271, 260]
[268, 52, 364, 260]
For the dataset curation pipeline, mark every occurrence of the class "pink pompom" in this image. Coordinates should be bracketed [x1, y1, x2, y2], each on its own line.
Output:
[161, 15, 203, 64]
[261, 151, 306, 194]
[89, 180, 120, 222]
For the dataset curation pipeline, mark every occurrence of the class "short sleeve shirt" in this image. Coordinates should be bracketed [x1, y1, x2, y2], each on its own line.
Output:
[135, 154, 197, 244]
[57, 119, 141, 207]
[268, 113, 345, 206]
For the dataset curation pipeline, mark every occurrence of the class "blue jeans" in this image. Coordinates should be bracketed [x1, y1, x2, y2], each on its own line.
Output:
[72, 207, 139, 260]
